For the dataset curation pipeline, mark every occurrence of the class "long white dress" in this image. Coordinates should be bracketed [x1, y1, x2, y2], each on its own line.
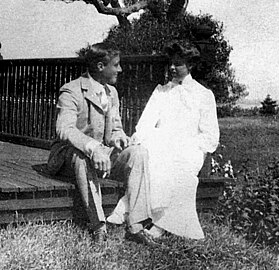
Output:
[133, 74, 219, 239]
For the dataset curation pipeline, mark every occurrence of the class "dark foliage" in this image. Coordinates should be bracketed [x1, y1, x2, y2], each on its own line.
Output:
[260, 94, 278, 116]
[104, 12, 247, 104]
[217, 105, 260, 118]
[216, 158, 279, 247]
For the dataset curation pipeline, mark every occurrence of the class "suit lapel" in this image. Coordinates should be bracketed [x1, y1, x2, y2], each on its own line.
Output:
[80, 73, 113, 114]
[80, 74, 114, 145]
[80, 74, 103, 111]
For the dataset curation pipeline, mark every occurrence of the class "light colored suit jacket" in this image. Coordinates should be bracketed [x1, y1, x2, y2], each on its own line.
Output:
[48, 72, 125, 174]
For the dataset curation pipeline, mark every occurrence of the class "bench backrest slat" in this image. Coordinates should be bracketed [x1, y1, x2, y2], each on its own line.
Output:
[0, 56, 168, 149]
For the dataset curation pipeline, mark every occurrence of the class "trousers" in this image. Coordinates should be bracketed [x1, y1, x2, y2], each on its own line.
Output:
[49, 144, 151, 232]
[110, 145, 152, 232]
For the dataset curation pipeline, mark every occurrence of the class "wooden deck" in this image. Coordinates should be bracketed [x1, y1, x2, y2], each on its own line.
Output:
[0, 141, 121, 224]
[0, 141, 232, 224]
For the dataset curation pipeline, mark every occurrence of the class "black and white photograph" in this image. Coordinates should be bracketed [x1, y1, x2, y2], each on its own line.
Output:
[0, 0, 279, 269]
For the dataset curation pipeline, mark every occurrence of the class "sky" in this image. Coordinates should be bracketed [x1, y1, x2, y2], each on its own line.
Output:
[0, 0, 279, 102]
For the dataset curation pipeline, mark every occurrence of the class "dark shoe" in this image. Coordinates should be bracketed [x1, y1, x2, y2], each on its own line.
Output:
[93, 229, 108, 243]
[125, 230, 160, 247]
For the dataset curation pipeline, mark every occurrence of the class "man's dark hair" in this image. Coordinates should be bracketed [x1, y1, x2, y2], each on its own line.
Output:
[78, 42, 120, 74]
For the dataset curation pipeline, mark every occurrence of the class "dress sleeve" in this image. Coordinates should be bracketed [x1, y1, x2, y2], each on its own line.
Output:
[196, 90, 220, 154]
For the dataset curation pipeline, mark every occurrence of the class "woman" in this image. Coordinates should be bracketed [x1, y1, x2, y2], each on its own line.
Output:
[109, 42, 219, 240]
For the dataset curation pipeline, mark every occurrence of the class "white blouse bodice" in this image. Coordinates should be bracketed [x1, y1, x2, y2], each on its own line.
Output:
[134, 74, 219, 175]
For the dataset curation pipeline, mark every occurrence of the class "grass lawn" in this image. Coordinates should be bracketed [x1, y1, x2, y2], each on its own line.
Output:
[0, 216, 278, 270]
[218, 116, 279, 175]
[0, 116, 278, 269]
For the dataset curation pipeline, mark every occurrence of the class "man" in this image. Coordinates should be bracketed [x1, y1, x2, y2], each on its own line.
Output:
[47, 42, 130, 242]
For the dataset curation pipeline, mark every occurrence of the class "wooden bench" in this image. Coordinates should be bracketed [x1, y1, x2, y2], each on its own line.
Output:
[0, 57, 234, 224]
[0, 141, 232, 224]
[0, 141, 124, 224]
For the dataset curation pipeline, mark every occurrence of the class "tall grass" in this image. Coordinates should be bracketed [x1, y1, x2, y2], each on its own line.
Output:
[0, 217, 278, 270]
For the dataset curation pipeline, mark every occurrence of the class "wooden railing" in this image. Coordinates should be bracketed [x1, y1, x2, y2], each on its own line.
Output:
[0, 56, 234, 210]
[0, 55, 168, 149]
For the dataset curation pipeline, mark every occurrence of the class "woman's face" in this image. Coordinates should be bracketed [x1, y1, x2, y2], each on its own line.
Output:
[169, 54, 190, 83]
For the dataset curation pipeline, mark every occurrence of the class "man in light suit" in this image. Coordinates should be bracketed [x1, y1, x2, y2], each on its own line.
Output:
[47, 42, 130, 242]
[48, 42, 160, 246]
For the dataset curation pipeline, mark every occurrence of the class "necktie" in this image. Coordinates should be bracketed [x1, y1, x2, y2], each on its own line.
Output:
[101, 85, 112, 145]
[97, 87, 108, 112]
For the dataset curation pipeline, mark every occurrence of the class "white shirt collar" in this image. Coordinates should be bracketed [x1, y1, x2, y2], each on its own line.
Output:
[87, 74, 109, 112]
[88, 74, 106, 95]
[170, 74, 193, 89]
[180, 74, 193, 85]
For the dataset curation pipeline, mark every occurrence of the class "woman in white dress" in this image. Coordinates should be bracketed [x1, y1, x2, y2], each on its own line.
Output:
[108, 42, 219, 240]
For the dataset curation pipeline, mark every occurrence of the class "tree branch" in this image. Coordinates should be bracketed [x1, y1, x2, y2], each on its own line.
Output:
[110, 0, 130, 27]
[87, 0, 149, 16]
[167, 0, 189, 20]
[42, 0, 190, 26]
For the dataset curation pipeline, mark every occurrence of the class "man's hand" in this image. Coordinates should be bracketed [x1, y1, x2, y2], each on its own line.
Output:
[111, 136, 131, 150]
[91, 145, 111, 175]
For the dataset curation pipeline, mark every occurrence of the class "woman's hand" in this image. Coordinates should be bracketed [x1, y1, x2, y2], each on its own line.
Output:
[129, 133, 141, 146]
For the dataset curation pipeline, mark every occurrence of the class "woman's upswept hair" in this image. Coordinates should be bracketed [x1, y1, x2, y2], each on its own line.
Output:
[164, 41, 200, 70]
[78, 42, 120, 74]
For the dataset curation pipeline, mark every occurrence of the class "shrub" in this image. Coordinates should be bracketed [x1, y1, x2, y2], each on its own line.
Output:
[217, 104, 236, 118]
[217, 104, 244, 118]
[210, 144, 235, 178]
[216, 158, 279, 247]
[217, 105, 261, 118]
[241, 106, 260, 117]
[260, 94, 278, 116]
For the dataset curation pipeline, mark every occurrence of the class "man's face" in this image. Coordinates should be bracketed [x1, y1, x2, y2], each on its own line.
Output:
[169, 54, 189, 83]
[100, 55, 122, 85]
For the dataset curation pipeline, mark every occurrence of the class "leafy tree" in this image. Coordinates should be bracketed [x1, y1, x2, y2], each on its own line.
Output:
[260, 94, 278, 116]
[104, 12, 247, 104]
